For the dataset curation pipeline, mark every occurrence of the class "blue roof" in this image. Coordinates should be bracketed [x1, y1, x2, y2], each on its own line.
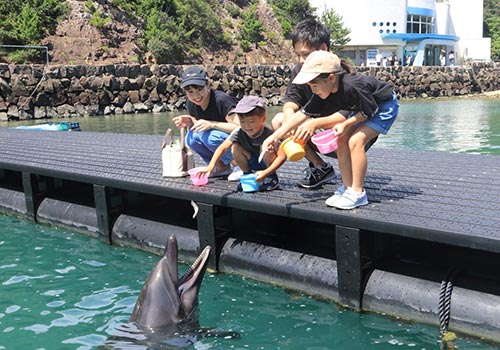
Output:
[407, 6, 435, 17]
[381, 33, 459, 42]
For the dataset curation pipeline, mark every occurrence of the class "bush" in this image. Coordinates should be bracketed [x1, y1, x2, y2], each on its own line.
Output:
[240, 5, 264, 43]
[240, 39, 251, 52]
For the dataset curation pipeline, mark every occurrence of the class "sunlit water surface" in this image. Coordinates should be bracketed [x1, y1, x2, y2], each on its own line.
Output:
[1, 215, 499, 350]
[3, 97, 500, 155]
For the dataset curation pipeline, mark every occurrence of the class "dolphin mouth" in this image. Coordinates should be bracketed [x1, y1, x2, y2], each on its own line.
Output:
[178, 245, 211, 292]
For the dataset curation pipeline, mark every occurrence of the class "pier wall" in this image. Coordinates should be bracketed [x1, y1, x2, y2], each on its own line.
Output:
[1, 61, 500, 120]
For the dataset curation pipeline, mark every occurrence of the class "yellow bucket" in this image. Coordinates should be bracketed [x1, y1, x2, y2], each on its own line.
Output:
[280, 137, 305, 162]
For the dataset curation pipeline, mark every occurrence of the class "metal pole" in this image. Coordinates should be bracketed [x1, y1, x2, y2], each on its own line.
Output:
[0, 44, 49, 65]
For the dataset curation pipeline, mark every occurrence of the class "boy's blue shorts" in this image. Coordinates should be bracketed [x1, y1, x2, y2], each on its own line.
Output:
[248, 154, 267, 171]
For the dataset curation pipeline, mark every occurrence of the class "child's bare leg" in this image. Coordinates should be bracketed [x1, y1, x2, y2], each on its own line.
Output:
[231, 143, 251, 173]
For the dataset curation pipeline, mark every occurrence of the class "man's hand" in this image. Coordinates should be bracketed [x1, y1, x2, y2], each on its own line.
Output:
[294, 118, 317, 142]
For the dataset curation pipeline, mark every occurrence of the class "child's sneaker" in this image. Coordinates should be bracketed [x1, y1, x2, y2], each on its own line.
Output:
[325, 184, 346, 207]
[298, 162, 335, 189]
[260, 173, 279, 191]
[227, 166, 243, 181]
[332, 187, 368, 210]
[209, 164, 232, 178]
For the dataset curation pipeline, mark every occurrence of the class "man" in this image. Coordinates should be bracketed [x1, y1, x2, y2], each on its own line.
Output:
[271, 17, 337, 189]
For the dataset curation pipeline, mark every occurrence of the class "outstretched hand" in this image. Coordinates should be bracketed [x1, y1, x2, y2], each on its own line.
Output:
[262, 135, 277, 154]
[191, 119, 213, 133]
[172, 115, 194, 129]
[196, 166, 212, 177]
[294, 119, 316, 142]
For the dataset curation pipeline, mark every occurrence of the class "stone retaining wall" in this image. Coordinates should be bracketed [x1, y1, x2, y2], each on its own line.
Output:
[0, 62, 499, 121]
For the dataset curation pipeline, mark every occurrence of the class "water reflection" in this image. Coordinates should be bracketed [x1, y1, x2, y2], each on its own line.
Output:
[377, 97, 500, 154]
[3, 97, 500, 155]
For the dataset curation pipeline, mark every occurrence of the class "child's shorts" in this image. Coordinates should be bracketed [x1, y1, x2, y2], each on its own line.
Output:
[248, 154, 267, 171]
[359, 91, 399, 135]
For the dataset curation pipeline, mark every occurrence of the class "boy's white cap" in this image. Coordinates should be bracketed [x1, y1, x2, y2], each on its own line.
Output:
[292, 51, 343, 85]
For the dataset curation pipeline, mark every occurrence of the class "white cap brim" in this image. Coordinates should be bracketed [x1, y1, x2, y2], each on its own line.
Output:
[292, 72, 320, 85]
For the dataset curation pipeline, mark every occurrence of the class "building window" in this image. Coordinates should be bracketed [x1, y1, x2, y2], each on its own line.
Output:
[342, 50, 356, 60]
[406, 14, 434, 34]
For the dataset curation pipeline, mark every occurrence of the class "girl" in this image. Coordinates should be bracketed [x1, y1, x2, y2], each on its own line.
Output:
[263, 50, 398, 209]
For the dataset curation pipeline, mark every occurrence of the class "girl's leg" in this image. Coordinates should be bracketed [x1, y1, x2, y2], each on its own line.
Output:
[335, 124, 357, 188]
[348, 125, 379, 193]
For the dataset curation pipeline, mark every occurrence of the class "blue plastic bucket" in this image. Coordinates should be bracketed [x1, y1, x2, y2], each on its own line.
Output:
[240, 173, 259, 192]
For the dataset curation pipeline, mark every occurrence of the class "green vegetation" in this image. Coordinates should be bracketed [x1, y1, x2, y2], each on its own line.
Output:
[484, 0, 500, 61]
[85, 0, 111, 28]
[239, 4, 264, 50]
[267, 0, 315, 37]
[320, 9, 351, 52]
[113, 0, 228, 63]
[0, 0, 69, 62]
[0, 0, 498, 64]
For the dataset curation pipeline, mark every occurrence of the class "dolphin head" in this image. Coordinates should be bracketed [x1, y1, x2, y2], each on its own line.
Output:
[129, 234, 212, 330]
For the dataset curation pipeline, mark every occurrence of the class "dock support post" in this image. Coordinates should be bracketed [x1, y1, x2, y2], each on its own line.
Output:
[335, 225, 363, 310]
[93, 185, 112, 244]
[22, 172, 44, 222]
[196, 202, 218, 271]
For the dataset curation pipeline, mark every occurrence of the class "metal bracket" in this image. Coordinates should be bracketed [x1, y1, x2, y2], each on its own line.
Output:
[196, 202, 218, 271]
[93, 185, 113, 244]
[22, 172, 45, 222]
[335, 225, 363, 310]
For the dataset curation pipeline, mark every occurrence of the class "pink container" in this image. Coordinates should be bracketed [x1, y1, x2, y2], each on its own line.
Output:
[311, 129, 338, 154]
[188, 167, 209, 186]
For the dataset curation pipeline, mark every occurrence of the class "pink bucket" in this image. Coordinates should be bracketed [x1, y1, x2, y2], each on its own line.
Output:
[188, 167, 209, 186]
[311, 129, 338, 154]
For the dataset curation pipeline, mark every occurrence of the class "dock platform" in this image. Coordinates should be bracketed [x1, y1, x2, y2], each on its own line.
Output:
[1, 128, 499, 342]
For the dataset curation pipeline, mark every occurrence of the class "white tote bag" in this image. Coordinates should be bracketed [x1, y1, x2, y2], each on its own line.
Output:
[161, 128, 194, 177]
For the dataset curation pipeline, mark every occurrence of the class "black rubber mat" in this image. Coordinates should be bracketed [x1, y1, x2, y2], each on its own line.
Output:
[1, 128, 499, 253]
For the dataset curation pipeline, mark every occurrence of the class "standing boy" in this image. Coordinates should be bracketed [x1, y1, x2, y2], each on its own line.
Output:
[197, 96, 286, 191]
[172, 66, 241, 179]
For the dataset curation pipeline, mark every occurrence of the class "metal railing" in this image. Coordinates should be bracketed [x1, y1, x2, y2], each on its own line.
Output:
[0, 44, 49, 65]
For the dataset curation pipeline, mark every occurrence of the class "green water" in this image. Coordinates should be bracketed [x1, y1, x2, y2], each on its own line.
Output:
[0, 215, 499, 350]
[3, 97, 500, 155]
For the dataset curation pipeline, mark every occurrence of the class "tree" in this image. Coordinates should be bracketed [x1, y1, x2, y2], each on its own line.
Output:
[240, 4, 264, 44]
[268, 0, 316, 37]
[484, 0, 500, 61]
[320, 9, 351, 52]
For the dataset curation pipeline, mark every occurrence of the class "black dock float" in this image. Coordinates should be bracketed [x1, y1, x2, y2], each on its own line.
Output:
[1, 128, 500, 342]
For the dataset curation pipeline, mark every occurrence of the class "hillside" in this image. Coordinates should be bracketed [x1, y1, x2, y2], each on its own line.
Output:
[41, 0, 295, 66]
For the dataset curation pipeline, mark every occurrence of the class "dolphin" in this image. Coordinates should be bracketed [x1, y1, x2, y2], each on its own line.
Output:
[104, 234, 236, 349]
[129, 234, 211, 329]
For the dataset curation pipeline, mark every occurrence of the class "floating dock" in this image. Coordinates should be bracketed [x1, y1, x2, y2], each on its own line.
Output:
[1, 128, 499, 342]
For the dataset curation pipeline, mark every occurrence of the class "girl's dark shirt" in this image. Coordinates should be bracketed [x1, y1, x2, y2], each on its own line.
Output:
[301, 74, 393, 119]
[186, 89, 237, 122]
[228, 125, 274, 155]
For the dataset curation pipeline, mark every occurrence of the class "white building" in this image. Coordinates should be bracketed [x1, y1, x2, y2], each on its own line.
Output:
[310, 0, 491, 66]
